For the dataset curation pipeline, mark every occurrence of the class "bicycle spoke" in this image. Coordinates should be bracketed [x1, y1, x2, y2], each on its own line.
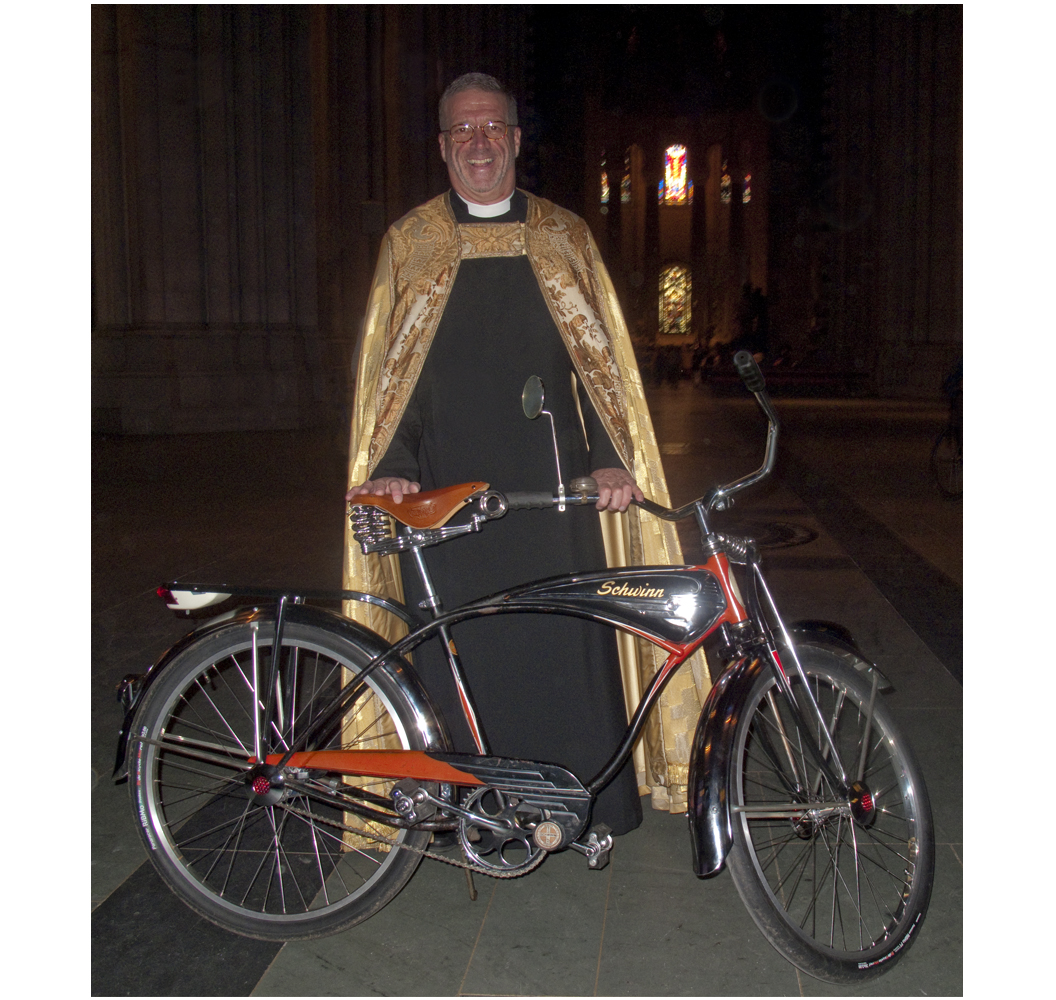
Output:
[191, 671, 253, 755]
[197, 794, 256, 888]
[173, 798, 260, 856]
[153, 775, 244, 812]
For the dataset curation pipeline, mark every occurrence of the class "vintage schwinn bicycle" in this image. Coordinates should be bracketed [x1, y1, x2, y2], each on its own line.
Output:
[114, 353, 934, 984]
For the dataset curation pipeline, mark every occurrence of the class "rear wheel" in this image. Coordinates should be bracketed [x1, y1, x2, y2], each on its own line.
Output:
[726, 650, 934, 983]
[129, 618, 435, 940]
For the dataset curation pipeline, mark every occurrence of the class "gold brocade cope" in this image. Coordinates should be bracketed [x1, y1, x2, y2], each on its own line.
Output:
[459, 222, 527, 259]
[343, 190, 712, 814]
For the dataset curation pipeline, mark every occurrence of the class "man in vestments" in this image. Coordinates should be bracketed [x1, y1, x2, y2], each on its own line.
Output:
[344, 73, 709, 836]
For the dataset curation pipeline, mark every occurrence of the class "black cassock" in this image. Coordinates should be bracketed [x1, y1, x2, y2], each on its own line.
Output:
[372, 192, 643, 835]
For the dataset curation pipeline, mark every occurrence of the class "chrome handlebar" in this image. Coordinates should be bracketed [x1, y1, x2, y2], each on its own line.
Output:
[492, 350, 779, 522]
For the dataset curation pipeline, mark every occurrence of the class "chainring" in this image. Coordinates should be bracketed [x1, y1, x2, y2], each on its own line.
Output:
[458, 786, 547, 875]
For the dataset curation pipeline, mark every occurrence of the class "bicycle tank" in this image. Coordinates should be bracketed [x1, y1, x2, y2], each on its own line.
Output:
[481, 566, 728, 645]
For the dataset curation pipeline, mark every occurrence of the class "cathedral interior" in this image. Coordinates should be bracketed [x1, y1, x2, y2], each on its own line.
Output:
[92, 5, 962, 436]
[91, 7, 964, 995]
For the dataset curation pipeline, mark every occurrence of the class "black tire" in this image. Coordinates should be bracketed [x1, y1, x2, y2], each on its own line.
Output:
[129, 618, 435, 940]
[726, 649, 934, 983]
[930, 427, 962, 498]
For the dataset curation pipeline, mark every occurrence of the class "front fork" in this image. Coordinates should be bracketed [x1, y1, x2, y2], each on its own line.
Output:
[687, 550, 872, 877]
[741, 557, 850, 792]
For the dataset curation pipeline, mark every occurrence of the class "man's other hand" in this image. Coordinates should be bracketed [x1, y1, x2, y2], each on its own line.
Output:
[591, 467, 644, 512]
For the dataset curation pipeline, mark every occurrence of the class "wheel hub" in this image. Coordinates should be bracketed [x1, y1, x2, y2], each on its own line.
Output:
[848, 780, 876, 826]
[245, 764, 286, 805]
[792, 815, 816, 839]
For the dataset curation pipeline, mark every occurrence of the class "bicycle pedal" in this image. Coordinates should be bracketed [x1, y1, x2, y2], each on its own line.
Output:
[570, 823, 613, 870]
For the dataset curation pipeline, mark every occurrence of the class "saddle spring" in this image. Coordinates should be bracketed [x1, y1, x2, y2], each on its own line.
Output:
[348, 505, 395, 552]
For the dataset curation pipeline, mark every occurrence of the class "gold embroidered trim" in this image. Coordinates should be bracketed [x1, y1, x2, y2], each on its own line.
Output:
[459, 222, 527, 259]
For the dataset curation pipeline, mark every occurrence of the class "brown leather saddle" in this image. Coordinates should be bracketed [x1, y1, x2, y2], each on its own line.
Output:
[348, 481, 489, 529]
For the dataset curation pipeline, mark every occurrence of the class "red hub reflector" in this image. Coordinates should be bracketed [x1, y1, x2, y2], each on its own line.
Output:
[848, 780, 876, 825]
[252, 776, 271, 796]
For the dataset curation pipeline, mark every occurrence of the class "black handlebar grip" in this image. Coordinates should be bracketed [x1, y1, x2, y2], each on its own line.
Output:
[504, 491, 559, 510]
[733, 350, 766, 394]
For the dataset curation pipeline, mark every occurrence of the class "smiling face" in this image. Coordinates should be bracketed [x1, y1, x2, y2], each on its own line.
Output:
[438, 88, 521, 205]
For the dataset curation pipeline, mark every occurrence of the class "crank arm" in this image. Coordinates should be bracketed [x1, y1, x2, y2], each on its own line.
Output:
[416, 787, 516, 835]
[568, 824, 613, 869]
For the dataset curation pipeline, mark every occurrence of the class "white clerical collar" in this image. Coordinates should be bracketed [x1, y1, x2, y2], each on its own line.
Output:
[463, 195, 512, 218]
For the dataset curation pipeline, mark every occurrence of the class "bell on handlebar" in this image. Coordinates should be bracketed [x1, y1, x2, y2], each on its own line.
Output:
[569, 476, 598, 497]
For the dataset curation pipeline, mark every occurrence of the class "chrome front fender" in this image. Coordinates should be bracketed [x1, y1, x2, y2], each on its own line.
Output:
[686, 653, 767, 878]
[112, 603, 446, 780]
[686, 620, 888, 877]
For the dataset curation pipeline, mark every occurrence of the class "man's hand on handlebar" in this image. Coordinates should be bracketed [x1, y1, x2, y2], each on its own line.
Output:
[345, 477, 421, 504]
[592, 467, 644, 512]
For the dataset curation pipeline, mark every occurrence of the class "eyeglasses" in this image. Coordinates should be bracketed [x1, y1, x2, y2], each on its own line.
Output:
[444, 121, 509, 143]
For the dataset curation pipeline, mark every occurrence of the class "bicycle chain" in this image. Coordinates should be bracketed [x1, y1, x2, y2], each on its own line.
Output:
[278, 797, 546, 879]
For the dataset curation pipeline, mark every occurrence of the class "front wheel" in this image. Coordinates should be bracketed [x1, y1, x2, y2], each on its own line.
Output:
[129, 618, 437, 940]
[726, 650, 934, 983]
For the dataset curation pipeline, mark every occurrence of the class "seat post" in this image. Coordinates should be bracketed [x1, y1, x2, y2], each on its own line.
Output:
[407, 528, 443, 616]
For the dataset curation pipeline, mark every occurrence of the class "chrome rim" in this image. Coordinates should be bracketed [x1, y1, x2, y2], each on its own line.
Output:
[139, 635, 415, 923]
[734, 667, 927, 959]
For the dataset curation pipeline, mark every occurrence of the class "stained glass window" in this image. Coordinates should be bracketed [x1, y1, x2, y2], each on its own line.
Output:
[720, 160, 732, 204]
[663, 145, 688, 206]
[659, 265, 692, 337]
[742, 173, 752, 204]
[621, 151, 632, 203]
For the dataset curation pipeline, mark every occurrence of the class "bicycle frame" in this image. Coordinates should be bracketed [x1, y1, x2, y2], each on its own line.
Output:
[117, 524, 871, 881]
[282, 554, 747, 775]
[329, 541, 862, 870]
